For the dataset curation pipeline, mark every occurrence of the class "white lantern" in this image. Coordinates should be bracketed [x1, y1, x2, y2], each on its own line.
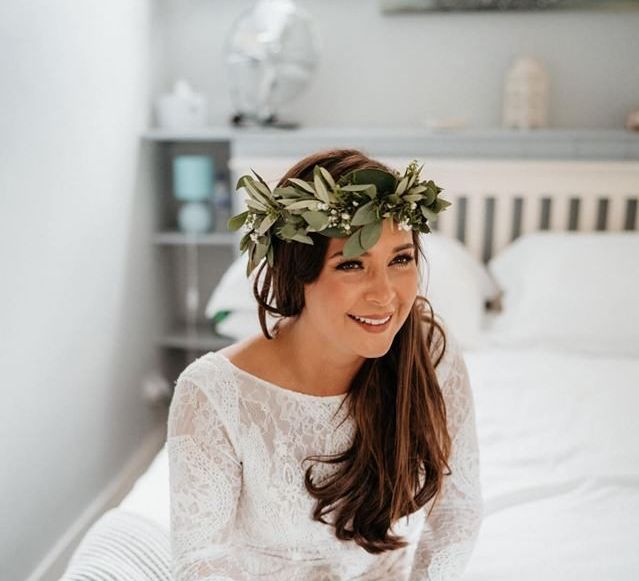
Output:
[502, 56, 549, 130]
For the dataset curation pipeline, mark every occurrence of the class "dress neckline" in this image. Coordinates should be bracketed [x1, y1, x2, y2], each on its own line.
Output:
[211, 351, 348, 402]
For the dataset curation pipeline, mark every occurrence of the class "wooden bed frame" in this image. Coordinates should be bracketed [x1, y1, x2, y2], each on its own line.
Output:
[229, 157, 639, 263]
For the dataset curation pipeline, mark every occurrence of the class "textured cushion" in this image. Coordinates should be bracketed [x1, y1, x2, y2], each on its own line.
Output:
[60, 508, 171, 581]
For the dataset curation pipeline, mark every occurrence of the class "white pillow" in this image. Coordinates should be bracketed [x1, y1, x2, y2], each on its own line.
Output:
[419, 233, 500, 350]
[205, 233, 500, 349]
[486, 232, 639, 357]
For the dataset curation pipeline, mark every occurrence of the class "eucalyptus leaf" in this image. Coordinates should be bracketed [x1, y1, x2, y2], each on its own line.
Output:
[243, 179, 272, 207]
[407, 184, 427, 195]
[313, 167, 330, 204]
[257, 213, 278, 235]
[340, 168, 397, 195]
[246, 198, 267, 211]
[302, 210, 330, 230]
[254, 241, 268, 262]
[421, 206, 438, 222]
[351, 200, 377, 226]
[273, 186, 302, 198]
[395, 176, 409, 195]
[291, 233, 314, 245]
[278, 223, 299, 239]
[227, 210, 249, 232]
[359, 221, 382, 250]
[319, 166, 336, 189]
[287, 178, 316, 195]
[239, 232, 251, 252]
[340, 184, 373, 192]
[320, 227, 347, 238]
[342, 228, 365, 258]
[286, 199, 320, 210]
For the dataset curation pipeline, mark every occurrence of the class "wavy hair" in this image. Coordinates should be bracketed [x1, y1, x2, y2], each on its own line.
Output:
[251, 149, 451, 554]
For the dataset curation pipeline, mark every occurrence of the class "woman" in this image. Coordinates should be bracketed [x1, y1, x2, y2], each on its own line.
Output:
[167, 149, 483, 580]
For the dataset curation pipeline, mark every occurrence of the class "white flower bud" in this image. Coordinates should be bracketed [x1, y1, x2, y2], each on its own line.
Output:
[341, 212, 350, 220]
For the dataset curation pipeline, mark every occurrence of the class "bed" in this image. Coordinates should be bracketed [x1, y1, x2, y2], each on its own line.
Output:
[61, 157, 639, 580]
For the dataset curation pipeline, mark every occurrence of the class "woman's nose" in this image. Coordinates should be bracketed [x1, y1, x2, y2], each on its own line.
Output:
[363, 270, 396, 306]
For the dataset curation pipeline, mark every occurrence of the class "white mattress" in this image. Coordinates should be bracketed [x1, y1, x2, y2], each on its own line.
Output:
[120, 338, 639, 580]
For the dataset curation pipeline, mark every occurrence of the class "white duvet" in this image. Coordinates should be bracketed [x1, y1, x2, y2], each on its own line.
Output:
[120, 344, 639, 580]
[463, 345, 639, 581]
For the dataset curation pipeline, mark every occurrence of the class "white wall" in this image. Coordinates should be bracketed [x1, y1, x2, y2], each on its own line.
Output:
[0, 2, 161, 579]
[156, 0, 639, 129]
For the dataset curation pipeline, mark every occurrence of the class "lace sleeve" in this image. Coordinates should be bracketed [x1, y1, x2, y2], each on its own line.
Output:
[409, 329, 484, 581]
[167, 371, 244, 581]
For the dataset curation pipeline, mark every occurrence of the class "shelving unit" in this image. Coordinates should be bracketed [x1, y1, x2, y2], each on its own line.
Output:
[147, 135, 239, 385]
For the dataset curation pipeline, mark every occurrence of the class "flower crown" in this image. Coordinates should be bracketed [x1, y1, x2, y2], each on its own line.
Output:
[227, 160, 451, 276]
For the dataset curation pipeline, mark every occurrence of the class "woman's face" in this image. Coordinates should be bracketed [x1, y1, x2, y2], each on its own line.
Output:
[302, 218, 419, 359]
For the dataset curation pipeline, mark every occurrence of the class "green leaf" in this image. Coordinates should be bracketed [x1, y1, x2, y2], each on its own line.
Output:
[250, 168, 271, 189]
[243, 178, 272, 207]
[227, 210, 249, 232]
[402, 194, 423, 203]
[395, 176, 409, 195]
[340, 184, 373, 192]
[257, 213, 278, 235]
[239, 232, 251, 252]
[291, 233, 314, 245]
[424, 186, 438, 206]
[359, 221, 382, 251]
[313, 167, 330, 204]
[342, 229, 365, 258]
[285, 199, 319, 210]
[273, 186, 302, 198]
[351, 200, 377, 226]
[302, 210, 330, 230]
[339, 168, 397, 195]
[254, 240, 268, 262]
[407, 184, 427, 195]
[278, 223, 299, 240]
[287, 177, 316, 195]
[319, 166, 336, 189]
[246, 198, 267, 211]
[421, 206, 438, 222]
[320, 227, 347, 238]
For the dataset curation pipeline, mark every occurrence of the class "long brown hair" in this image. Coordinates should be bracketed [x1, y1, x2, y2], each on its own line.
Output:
[251, 149, 451, 554]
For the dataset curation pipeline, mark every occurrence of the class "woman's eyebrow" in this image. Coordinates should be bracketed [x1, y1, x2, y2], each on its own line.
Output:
[329, 243, 415, 260]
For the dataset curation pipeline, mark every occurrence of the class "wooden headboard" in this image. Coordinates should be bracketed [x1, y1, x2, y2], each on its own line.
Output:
[229, 157, 639, 263]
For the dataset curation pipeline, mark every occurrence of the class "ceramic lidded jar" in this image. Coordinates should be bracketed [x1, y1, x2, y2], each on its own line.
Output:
[502, 57, 549, 130]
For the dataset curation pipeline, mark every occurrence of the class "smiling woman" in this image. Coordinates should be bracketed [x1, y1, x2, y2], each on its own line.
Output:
[166, 149, 483, 580]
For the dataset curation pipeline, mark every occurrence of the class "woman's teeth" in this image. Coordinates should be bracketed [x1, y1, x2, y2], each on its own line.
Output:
[349, 314, 392, 326]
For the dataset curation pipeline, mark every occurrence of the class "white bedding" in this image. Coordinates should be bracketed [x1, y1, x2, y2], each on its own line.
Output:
[463, 345, 639, 580]
[119, 339, 639, 580]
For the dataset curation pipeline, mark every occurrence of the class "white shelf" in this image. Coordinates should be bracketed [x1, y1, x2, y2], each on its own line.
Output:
[154, 231, 237, 246]
[141, 126, 639, 160]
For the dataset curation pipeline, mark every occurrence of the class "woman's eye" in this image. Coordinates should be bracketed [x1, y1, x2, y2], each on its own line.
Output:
[335, 260, 362, 271]
[393, 253, 415, 267]
[336, 254, 415, 271]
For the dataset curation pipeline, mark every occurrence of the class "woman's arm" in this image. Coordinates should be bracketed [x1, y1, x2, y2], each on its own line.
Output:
[167, 373, 244, 581]
[409, 330, 484, 581]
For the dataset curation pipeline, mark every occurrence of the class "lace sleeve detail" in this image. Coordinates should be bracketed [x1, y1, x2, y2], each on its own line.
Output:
[167, 366, 245, 581]
[409, 328, 484, 581]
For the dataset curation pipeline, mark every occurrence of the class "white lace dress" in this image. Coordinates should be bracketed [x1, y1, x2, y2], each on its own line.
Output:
[166, 331, 483, 580]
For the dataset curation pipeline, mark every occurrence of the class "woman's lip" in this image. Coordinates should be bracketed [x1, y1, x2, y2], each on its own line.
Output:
[347, 313, 393, 333]
[347, 312, 393, 319]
